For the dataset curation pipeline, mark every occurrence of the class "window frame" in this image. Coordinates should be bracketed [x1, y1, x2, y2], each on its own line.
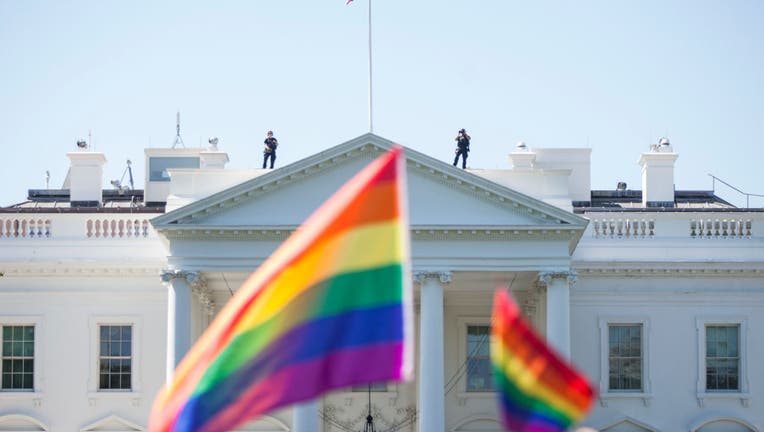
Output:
[695, 316, 749, 407]
[88, 316, 142, 399]
[456, 317, 495, 401]
[598, 316, 652, 406]
[98, 324, 134, 391]
[0, 316, 43, 400]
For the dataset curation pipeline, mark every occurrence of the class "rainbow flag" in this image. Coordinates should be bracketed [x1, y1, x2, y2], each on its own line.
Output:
[491, 289, 594, 432]
[149, 147, 413, 432]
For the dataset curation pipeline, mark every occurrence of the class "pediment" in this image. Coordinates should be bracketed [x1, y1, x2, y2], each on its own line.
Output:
[80, 414, 143, 432]
[451, 415, 502, 431]
[599, 416, 659, 432]
[152, 133, 586, 238]
[0, 414, 48, 431]
[233, 415, 289, 431]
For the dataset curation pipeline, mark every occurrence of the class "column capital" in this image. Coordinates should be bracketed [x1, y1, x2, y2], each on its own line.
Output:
[413, 270, 453, 285]
[538, 270, 578, 286]
[160, 269, 201, 286]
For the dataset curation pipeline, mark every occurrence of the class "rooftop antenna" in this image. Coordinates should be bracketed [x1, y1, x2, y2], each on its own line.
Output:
[172, 110, 185, 148]
[89, 129, 93, 151]
[110, 159, 135, 194]
[45, 170, 50, 190]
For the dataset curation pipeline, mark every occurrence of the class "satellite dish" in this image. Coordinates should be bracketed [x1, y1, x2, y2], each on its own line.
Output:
[76, 139, 88, 149]
[208, 136, 219, 150]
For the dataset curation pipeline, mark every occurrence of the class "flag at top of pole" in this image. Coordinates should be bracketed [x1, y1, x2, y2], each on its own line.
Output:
[149, 147, 413, 432]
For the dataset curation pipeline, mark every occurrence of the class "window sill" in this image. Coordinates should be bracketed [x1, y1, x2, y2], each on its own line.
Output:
[598, 392, 653, 407]
[696, 392, 750, 407]
[87, 391, 144, 407]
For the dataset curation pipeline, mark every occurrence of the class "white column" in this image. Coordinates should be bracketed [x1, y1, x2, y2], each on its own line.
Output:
[414, 271, 451, 432]
[539, 270, 577, 358]
[293, 400, 320, 432]
[161, 269, 199, 383]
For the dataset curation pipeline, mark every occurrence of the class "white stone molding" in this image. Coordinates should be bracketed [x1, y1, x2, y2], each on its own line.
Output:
[1, 265, 164, 277]
[0, 414, 50, 431]
[413, 270, 453, 285]
[538, 270, 578, 286]
[688, 415, 760, 432]
[192, 282, 216, 317]
[576, 266, 764, 278]
[80, 414, 144, 432]
[160, 269, 215, 316]
[160, 269, 200, 285]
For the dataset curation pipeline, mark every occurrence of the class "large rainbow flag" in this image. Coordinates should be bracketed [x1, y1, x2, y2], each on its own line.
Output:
[149, 147, 413, 432]
[491, 289, 595, 432]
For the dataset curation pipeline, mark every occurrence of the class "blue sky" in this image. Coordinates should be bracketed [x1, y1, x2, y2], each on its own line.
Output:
[1, 0, 762, 207]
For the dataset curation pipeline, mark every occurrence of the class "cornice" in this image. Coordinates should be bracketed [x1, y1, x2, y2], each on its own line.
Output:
[575, 266, 764, 277]
[157, 225, 582, 242]
[0, 265, 163, 277]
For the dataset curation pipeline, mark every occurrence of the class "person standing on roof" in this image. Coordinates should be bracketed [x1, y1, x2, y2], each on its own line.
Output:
[453, 128, 470, 169]
[263, 131, 278, 169]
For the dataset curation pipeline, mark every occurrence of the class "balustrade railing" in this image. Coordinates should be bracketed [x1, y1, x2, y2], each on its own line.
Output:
[690, 218, 752, 239]
[592, 218, 655, 238]
[0, 218, 52, 239]
[86, 218, 153, 238]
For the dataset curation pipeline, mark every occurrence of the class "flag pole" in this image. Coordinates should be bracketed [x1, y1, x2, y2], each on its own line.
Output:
[367, 0, 373, 133]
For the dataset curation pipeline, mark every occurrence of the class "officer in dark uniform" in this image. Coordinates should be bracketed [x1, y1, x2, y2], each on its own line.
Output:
[453, 128, 471, 169]
[263, 131, 278, 169]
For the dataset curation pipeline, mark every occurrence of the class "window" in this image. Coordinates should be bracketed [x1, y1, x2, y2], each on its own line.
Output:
[148, 157, 200, 182]
[705, 325, 739, 391]
[1, 325, 34, 391]
[598, 317, 651, 404]
[608, 324, 642, 391]
[98, 325, 132, 390]
[695, 317, 748, 405]
[466, 325, 493, 392]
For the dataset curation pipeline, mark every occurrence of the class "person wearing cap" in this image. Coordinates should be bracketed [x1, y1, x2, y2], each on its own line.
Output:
[263, 131, 278, 169]
[453, 128, 471, 169]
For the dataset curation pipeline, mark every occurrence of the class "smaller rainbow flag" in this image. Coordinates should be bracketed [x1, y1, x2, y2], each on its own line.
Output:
[491, 289, 595, 432]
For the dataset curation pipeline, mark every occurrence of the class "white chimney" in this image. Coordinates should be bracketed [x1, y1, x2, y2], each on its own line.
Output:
[508, 141, 537, 170]
[200, 137, 230, 169]
[638, 138, 678, 207]
[67, 151, 107, 207]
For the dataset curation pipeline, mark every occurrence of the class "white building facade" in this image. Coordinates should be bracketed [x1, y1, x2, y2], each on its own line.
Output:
[0, 134, 761, 432]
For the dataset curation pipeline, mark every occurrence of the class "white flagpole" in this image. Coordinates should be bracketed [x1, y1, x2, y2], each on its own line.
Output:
[367, 0, 373, 133]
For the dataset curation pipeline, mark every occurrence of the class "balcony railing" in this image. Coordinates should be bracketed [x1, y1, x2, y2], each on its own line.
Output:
[0, 218, 52, 239]
[589, 216, 755, 239]
[86, 218, 152, 238]
[0, 215, 156, 240]
[592, 218, 655, 238]
[690, 218, 752, 239]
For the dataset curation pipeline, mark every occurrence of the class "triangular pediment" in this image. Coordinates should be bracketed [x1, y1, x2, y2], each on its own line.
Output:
[80, 414, 143, 432]
[152, 134, 587, 237]
[600, 416, 659, 432]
